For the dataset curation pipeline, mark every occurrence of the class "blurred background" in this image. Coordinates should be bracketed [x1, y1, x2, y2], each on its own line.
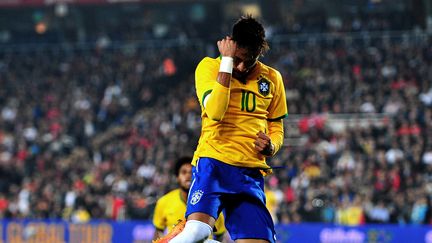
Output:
[1, 0, 432, 242]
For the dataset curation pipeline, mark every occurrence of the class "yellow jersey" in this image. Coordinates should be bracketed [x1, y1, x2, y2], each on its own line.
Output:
[193, 57, 288, 168]
[152, 189, 226, 236]
[265, 189, 278, 222]
[337, 206, 364, 226]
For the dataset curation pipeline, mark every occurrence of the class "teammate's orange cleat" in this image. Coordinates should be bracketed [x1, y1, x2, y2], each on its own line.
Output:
[153, 219, 186, 243]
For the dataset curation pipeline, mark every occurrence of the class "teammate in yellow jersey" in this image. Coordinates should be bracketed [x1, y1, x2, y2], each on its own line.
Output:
[169, 15, 287, 243]
[152, 156, 226, 242]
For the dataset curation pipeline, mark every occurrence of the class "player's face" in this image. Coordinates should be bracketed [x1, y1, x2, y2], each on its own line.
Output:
[232, 47, 259, 80]
[177, 163, 192, 191]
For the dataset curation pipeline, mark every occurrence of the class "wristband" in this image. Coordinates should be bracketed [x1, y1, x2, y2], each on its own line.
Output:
[219, 56, 233, 74]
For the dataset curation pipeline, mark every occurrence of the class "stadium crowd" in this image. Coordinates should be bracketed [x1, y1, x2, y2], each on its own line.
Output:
[0, 14, 432, 227]
[265, 35, 432, 225]
[0, 44, 202, 221]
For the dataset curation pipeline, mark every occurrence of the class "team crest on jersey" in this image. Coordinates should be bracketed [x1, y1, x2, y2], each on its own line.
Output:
[258, 78, 270, 96]
[190, 190, 203, 205]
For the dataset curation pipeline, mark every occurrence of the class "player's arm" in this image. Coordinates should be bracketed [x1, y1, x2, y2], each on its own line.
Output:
[202, 37, 237, 121]
[255, 69, 287, 157]
[254, 121, 283, 157]
[267, 120, 284, 156]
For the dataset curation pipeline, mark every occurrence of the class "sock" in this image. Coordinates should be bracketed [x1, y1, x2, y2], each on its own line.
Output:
[168, 220, 212, 243]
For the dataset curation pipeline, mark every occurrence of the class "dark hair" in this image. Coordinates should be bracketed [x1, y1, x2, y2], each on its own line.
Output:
[232, 15, 269, 56]
[174, 156, 192, 176]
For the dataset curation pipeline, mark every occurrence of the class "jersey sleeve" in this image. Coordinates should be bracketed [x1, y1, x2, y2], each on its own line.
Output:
[195, 57, 230, 121]
[267, 69, 288, 121]
[268, 119, 284, 155]
[195, 57, 219, 108]
[152, 198, 166, 230]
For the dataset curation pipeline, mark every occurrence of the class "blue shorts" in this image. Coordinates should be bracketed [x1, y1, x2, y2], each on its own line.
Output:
[186, 157, 276, 243]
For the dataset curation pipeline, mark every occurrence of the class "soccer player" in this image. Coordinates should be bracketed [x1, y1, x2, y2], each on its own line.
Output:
[152, 156, 226, 242]
[169, 15, 288, 243]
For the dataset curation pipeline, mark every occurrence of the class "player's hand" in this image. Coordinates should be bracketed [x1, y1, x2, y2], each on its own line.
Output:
[217, 36, 237, 57]
[254, 131, 274, 157]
